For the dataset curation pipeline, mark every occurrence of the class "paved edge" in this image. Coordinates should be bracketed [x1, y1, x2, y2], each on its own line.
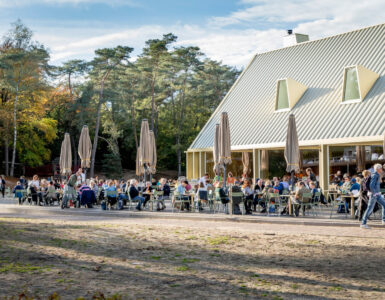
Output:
[0, 204, 383, 228]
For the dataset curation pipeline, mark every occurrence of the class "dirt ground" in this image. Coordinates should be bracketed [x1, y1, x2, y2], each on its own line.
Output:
[0, 216, 385, 300]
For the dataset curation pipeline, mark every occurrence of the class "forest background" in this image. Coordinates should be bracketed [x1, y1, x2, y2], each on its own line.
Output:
[0, 20, 240, 178]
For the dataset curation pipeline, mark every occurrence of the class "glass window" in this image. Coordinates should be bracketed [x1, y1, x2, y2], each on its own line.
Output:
[343, 67, 360, 101]
[276, 79, 289, 110]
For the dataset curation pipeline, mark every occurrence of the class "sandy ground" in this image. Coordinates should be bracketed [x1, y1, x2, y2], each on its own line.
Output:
[0, 213, 385, 299]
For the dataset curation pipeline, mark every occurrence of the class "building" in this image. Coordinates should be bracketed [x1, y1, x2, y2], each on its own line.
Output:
[186, 23, 385, 190]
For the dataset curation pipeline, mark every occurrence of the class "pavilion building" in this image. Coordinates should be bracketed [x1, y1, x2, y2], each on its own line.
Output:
[186, 23, 385, 191]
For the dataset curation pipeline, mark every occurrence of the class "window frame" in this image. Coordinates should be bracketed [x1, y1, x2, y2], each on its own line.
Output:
[275, 78, 290, 112]
[342, 65, 362, 104]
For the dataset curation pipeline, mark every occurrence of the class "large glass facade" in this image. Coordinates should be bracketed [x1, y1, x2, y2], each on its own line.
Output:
[343, 67, 360, 101]
[276, 79, 289, 110]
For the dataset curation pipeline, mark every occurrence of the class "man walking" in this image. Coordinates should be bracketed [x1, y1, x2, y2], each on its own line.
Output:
[361, 164, 385, 229]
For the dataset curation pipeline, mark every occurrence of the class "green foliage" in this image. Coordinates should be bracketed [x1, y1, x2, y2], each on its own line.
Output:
[0, 20, 239, 175]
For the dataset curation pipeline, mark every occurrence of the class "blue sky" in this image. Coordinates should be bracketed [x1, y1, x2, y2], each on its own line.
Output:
[0, 0, 384, 67]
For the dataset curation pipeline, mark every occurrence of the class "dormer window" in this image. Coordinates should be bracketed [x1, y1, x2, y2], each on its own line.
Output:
[275, 78, 307, 112]
[276, 80, 289, 110]
[342, 65, 379, 103]
[343, 67, 360, 101]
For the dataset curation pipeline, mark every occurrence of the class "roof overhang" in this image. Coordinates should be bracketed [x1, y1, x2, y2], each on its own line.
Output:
[187, 135, 383, 152]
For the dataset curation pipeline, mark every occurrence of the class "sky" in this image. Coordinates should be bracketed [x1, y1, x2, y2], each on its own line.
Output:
[0, 0, 384, 68]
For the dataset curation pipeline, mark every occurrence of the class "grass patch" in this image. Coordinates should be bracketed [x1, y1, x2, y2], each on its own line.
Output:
[206, 236, 232, 246]
[305, 240, 321, 245]
[250, 274, 260, 278]
[150, 256, 161, 260]
[209, 253, 221, 257]
[185, 235, 198, 240]
[239, 285, 248, 294]
[181, 258, 200, 263]
[291, 284, 299, 289]
[329, 285, 343, 291]
[0, 262, 50, 274]
[176, 265, 190, 271]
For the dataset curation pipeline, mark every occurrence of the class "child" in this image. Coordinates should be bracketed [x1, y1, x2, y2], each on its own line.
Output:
[13, 181, 24, 205]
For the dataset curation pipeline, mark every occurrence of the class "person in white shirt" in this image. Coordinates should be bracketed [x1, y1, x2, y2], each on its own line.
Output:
[199, 174, 209, 188]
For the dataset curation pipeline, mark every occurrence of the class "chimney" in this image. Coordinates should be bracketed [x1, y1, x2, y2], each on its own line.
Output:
[283, 30, 309, 47]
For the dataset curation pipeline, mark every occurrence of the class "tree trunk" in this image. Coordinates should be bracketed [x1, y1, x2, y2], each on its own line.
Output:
[90, 70, 111, 178]
[176, 136, 182, 177]
[71, 134, 78, 170]
[130, 91, 139, 150]
[150, 76, 155, 134]
[10, 81, 20, 177]
[4, 133, 9, 176]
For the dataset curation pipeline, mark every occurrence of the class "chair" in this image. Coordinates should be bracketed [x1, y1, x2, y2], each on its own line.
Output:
[196, 190, 208, 212]
[172, 191, 190, 213]
[230, 192, 245, 215]
[146, 190, 164, 211]
[214, 191, 228, 214]
[127, 193, 138, 211]
[298, 192, 314, 216]
[329, 193, 349, 219]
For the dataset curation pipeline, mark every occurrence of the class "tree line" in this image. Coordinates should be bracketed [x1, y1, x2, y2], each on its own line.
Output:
[0, 20, 240, 177]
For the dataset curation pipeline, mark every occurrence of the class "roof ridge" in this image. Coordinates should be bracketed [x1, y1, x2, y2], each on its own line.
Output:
[255, 22, 385, 57]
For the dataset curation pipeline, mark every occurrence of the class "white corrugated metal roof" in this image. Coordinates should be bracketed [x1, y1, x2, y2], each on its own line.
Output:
[189, 23, 385, 150]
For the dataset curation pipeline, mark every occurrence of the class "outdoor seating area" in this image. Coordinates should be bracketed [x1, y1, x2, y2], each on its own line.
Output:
[3, 165, 385, 223]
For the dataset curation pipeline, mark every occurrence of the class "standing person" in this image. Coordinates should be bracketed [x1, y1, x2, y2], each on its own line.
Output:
[361, 164, 385, 229]
[0, 175, 5, 198]
[61, 172, 78, 209]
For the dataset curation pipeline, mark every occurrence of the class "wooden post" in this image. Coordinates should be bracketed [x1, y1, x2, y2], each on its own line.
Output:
[186, 152, 193, 180]
[252, 149, 261, 183]
[319, 144, 330, 192]
[193, 152, 199, 179]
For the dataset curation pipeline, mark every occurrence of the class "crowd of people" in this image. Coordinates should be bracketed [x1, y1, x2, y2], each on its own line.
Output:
[7, 168, 173, 211]
[2, 163, 385, 227]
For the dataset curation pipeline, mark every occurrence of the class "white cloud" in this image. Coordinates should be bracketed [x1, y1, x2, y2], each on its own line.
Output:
[3, 0, 385, 68]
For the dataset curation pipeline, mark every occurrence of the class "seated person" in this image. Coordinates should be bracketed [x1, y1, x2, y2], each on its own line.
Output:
[215, 182, 229, 210]
[128, 179, 145, 211]
[196, 182, 208, 210]
[46, 181, 58, 205]
[13, 181, 24, 205]
[253, 179, 266, 213]
[175, 181, 190, 210]
[142, 181, 153, 208]
[156, 178, 169, 210]
[293, 181, 311, 216]
[273, 179, 284, 195]
[184, 180, 192, 193]
[350, 178, 360, 193]
[241, 179, 253, 214]
[105, 181, 118, 207]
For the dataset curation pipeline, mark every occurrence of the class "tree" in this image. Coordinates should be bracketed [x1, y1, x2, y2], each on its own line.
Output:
[0, 20, 50, 176]
[138, 33, 176, 136]
[56, 59, 89, 167]
[89, 46, 133, 177]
